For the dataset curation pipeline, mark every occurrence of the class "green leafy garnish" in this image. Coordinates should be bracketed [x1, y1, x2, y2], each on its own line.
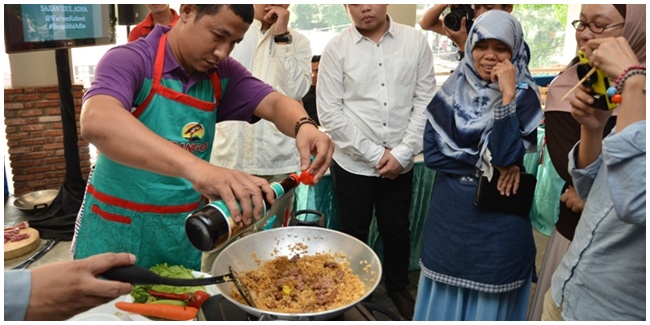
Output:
[129, 263, 206, 304]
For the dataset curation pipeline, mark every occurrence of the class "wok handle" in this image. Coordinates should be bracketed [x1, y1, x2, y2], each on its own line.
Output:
[289, 209, 326, 228]
[258, 314, 311, 321]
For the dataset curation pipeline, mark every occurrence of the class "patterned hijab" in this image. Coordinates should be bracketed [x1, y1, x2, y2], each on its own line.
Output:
[545, 4, 646, 113]
[426, 10, 541, 168]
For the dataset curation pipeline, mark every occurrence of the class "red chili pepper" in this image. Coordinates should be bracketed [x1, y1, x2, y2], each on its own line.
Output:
[147, 289, 191, 301]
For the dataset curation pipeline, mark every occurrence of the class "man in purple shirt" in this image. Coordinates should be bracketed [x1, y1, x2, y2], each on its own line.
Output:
[72, 4, 333, 270]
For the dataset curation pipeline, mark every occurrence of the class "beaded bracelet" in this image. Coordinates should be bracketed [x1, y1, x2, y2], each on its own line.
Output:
[615, 65, 645, 85]
[294, 117, 318, 137]
[606, 65, 646, 103]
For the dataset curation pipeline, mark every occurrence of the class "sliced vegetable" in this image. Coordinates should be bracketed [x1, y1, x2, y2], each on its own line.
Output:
[133, 294, 149, 304]
[188, 290, 211, 308]
[115, 301, 198, 321]
[147, 263, 206, 295]
[149, 299, 187, 306]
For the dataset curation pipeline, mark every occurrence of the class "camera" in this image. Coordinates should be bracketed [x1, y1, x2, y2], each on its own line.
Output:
[444, 4, 474, 32]
[577, 50, 616, 110]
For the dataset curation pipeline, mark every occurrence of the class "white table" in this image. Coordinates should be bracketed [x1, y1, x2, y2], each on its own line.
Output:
[66, 296, 132, 321]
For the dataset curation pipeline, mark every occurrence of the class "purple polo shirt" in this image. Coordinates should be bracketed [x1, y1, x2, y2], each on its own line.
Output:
[83, 25, 274, 122]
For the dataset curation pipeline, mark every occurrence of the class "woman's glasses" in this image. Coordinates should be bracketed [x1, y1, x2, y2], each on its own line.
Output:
[571, 20, 624, 34]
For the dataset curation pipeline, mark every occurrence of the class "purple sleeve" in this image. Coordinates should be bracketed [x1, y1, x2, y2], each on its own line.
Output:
[82, 45, 149, 111]
[84, 46, 273, 121]
[215, 57, 275, 123]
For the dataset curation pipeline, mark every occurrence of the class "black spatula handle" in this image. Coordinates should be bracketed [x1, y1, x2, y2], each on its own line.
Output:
[100, 264, 231, 286]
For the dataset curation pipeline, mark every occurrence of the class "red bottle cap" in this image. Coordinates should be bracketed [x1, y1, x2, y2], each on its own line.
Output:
[288, 173, 301, 184]
[299, 170, 314, 185]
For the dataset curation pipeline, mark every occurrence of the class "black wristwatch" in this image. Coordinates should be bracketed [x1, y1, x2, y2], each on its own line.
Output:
[274, 32, 292, 44]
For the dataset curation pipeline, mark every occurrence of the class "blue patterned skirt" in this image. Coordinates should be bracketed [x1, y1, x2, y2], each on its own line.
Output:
[413, 271, 532, 321]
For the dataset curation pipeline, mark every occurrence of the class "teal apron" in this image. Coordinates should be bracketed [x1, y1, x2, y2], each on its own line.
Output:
[74, 33, 222, 270]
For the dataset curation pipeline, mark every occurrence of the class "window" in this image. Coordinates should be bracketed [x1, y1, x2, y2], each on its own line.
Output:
[288, 4, 577, 85]
[70, 26, 129, 88]
[415, 4, 579, 76]
[289, 4, 350, 55]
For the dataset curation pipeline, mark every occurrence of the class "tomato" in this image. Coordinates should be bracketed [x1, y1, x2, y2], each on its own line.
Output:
[188, 290, 211, 308]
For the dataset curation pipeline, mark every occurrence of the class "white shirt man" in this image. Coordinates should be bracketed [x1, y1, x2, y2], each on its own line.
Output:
[316, 4, 436, 320]
[211, 12, 311, 176]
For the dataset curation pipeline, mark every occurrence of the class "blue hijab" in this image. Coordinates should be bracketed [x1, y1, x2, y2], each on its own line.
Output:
[427, 10, 541, 168]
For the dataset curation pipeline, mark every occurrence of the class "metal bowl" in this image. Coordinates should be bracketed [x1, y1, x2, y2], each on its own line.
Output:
[12, 189, 59, 212]
[211, 226, 382, 321]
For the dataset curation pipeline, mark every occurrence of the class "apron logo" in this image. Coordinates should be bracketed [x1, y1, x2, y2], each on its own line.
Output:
[182, 122, 205, 141]
[175, 122, 208, 153]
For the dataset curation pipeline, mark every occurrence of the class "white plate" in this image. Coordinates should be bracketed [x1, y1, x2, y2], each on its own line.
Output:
[123, 271, 218, 321]
[69, 312, 122, 321]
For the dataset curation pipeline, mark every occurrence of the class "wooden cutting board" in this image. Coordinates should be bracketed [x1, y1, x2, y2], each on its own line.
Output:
[4, 227, 41, 260]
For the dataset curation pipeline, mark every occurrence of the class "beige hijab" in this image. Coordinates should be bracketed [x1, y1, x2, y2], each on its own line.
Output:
[545, 4, 646, 113]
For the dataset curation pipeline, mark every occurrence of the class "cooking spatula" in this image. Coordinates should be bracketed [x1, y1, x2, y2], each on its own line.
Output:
[100, 264, 256, 307]
[228, 265, 256, 307]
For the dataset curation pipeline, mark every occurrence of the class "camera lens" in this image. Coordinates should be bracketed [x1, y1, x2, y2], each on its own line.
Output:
[444, 13, 462, 32]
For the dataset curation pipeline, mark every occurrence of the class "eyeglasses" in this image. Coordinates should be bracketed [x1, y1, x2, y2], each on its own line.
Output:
[571, 20, 625, 34]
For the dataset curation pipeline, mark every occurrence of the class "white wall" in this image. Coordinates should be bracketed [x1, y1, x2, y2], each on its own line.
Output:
[563, 4, 582, 61]
[9, 51, 60, 87]
[388, 4, 417, 26]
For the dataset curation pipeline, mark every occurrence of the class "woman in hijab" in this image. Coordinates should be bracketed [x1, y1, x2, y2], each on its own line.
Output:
[414, 10, 542, 321]
[527, 4, 645, 321]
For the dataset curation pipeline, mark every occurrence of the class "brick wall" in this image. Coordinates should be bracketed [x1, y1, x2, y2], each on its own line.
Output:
[4, 85, 90, 196]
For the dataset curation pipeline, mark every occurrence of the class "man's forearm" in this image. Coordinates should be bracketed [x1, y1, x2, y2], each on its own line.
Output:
[80, 95, 205, 181]
[254, 92, 312, 138]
